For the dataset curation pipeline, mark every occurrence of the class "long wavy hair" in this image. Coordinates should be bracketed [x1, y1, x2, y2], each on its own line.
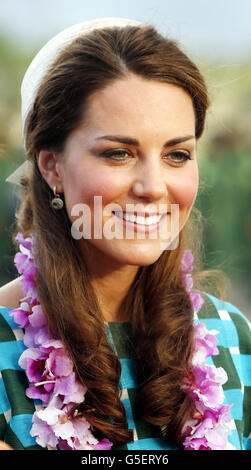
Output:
[13, 24, 227, 446]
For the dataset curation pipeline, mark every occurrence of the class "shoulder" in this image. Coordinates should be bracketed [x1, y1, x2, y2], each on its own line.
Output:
[197, 291, 251, 385]
[0, 297, 26, 397]
[197, 292, 251, 450]
[196, 291, 251, 355]
[0, 277, 25, 347]
[0, 305, 36, 449]
[0, 276, 24, 309]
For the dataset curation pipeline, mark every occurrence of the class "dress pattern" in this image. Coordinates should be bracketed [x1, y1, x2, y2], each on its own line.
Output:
[0, 291, 250, 450]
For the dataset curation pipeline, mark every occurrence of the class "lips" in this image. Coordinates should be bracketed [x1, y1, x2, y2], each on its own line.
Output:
[114, 211, 167, 217]
[112, 210, 169, 234]
[113, 211, 166, 225]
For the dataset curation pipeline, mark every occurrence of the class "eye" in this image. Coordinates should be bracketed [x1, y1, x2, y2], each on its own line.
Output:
[101, 149, 131, 160]
[100, 149, 192, 164]
[164, 151, 191, 165]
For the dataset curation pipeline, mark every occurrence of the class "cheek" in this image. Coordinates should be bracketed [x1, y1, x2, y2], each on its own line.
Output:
[65, 166, 122, 208]
[173, 169, 199, 209]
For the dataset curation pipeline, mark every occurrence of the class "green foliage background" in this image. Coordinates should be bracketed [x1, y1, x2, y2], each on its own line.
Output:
[0, 35, 250, 318]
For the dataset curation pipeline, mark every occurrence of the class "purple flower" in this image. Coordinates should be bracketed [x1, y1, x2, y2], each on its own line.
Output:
[53, 372, 87, 404]
[20, 266, 38, 300]
[94, 439, 113, 450]
[23, 323, 62, 349]
[19, 343, 87, 404]
[44, 350, 86, 404]
[14, 252, 37, 280]
[183, 407, 235, 450]
[29, 304, 47, 328]
[189, 291, 204, 313]
[19, 346, 45, 370]
[184, 437, 210, 450]
[15, 232, 33, 250]
[9, 301, 46, 332]
[14, 241, 38, 301]
[23, 325, 43, 348]
[187, 364, 227, 411]
[180, 250, 205, 315]
[26, 356, 46, 383]
[26, 383, 52, 403]
[46, 348, 73, 377]
[19, 347, 51, 402]
[57, 414, 98, 450]
[31, 412, 59, 448]
[14, 252, 28, 274]
[9, 301, 30, 328]
[182, 272, 194, 291]
[30, 397, 104, 450]
[40, 337, 63, 352]
[193, 323, 219, 364]
[181, 250, 194, 273]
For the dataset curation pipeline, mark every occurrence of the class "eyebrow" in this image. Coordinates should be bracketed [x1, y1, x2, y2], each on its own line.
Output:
[95, 134, 196, 147]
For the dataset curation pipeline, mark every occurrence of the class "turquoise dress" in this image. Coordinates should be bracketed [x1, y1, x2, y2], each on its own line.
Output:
[0, 292, 250, 450]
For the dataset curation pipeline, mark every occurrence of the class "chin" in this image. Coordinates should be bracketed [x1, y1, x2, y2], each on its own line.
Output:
[111, 241, 169, 267]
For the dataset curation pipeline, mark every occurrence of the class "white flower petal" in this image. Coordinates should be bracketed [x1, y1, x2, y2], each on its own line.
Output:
[18, 347, 42, 369]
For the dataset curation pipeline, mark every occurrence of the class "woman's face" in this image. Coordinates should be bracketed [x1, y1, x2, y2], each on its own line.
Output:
[56, 73, 198, 268]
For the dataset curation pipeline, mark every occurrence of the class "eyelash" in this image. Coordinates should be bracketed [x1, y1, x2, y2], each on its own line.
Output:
[101, 149, 192, 165]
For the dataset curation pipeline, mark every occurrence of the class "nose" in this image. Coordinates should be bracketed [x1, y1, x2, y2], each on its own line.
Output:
[132, 158, 168, 202]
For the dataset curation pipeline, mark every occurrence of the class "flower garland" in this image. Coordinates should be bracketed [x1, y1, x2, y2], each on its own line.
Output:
[180, 251, 235, 450]
[9, 233, 235, 450]
[10, 233, 112, 450]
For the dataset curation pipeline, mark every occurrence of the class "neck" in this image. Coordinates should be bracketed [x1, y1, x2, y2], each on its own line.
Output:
[91, 265, 139, 322]
[77, 241, 140, 322]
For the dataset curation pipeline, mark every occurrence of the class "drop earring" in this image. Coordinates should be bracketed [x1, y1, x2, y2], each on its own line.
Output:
[50, 186, 64, 210]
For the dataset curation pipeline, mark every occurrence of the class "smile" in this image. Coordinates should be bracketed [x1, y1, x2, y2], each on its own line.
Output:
[112, 211, 168, 233]
[113, 211, 162, 225]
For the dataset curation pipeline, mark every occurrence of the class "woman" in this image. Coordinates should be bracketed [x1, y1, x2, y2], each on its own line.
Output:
[0, 17, 250, 451]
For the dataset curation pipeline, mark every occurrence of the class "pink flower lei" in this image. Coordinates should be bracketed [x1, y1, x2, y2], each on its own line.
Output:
[9, 233, 235, 450]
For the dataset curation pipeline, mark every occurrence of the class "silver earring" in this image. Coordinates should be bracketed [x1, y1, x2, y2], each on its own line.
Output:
[50, 186, 64, 210]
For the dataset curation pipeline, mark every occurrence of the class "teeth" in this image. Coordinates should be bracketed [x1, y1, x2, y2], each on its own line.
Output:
[114, 212, 162, 225]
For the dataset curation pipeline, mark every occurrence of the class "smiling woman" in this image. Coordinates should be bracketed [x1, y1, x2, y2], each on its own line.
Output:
[0, 18, 250, 451]
[42, 76, 197, 268]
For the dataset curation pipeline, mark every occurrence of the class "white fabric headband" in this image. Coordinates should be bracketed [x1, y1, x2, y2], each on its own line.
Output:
[5, 17, 142, 186]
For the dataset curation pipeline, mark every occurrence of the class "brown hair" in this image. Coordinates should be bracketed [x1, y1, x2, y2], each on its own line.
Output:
[14, 24, 227, 446]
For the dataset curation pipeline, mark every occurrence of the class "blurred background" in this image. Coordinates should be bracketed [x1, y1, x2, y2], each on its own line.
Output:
[0, 0, 250, 319]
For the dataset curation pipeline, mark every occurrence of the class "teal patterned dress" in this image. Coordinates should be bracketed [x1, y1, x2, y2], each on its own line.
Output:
[0, 291, 250, 450]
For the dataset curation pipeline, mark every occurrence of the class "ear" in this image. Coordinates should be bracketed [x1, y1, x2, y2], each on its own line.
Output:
[36, 149, 64, 193]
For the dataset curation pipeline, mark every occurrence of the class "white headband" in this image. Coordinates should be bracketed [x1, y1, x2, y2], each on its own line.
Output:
[5, 17, 142, 186]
